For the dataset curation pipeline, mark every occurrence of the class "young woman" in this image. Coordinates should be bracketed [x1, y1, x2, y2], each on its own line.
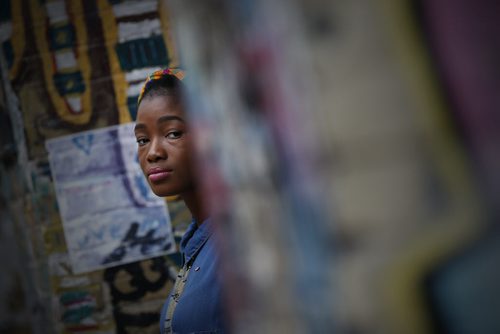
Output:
[134, 69, 225, 333]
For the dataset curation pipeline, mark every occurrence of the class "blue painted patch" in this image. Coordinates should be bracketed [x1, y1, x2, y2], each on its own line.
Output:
[72, 134, 94, 155]
[127, 95, 139, 120]
[115, 36, 169, 71]
[49, 24, 75, 50]
[54, 71, 86, 95]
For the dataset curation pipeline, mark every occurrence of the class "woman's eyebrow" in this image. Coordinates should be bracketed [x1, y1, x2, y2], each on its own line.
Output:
[134, 123, 146, 132]
[157, 115, 185, 124]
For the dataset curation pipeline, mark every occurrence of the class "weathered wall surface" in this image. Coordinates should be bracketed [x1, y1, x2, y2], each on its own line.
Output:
[0, 1, 189, 333]
[2, 1, 500, 334]
[168, 1, 500, 333]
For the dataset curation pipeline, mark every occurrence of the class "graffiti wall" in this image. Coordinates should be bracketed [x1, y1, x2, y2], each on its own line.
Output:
[0, 0, 189, 333]
[2, 0, 500, 334]
[168, 0, 500, 333]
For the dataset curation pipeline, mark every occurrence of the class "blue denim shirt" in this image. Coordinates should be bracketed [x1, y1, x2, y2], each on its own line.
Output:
[160, 219, 226, 333]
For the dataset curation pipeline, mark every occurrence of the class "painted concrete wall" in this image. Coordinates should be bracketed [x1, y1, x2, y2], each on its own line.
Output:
[0, 1, 190, 333]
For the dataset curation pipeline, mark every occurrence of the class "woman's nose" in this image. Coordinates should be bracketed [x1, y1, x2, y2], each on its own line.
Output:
[146, 137, 167, 162]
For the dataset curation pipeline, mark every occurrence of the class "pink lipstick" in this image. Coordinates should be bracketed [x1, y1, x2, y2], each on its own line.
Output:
[147, 168, 171, 182]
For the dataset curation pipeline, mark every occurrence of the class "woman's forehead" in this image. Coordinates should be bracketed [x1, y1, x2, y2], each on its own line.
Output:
[138, 96, 184, 116]
[136, 96, 185, 126]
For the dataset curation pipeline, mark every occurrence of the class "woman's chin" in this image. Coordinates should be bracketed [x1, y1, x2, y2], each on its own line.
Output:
[151, 187, 177, 198]
[153, 191, 169, 198]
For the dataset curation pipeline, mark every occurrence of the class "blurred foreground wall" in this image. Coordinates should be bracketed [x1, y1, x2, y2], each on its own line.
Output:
[169, 0, 500, 333]
[1, 0, 500, 333]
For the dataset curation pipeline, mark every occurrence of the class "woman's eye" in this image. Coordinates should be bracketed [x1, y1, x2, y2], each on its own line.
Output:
[166, 131, 182, 139]
[136, 138, 149, 146]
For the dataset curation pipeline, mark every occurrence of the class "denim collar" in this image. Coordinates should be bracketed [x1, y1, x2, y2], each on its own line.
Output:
[179, 218, 213, 265]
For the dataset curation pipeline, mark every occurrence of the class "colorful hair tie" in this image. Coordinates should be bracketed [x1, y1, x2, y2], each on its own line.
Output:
[137, 68, 185, 105]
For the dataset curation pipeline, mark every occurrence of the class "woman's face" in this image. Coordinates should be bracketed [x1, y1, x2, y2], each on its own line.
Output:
[134, 95, 195, 197]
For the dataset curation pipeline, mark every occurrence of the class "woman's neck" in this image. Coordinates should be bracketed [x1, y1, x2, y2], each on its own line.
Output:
[181, 190, 208, 226]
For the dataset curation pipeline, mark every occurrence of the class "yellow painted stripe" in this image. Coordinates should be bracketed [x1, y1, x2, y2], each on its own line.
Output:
[158, 0, 180, 68]
[30, 0, 91, 124]
[378, 1, 485, 333]
[96, 0, 131, 124]
[9, 0, 25, 80]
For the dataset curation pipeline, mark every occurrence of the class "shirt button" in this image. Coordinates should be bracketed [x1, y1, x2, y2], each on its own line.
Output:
[195, 266, 200, 271]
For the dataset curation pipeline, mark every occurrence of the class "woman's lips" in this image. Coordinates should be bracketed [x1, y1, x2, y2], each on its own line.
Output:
[147, 168, 171, 182]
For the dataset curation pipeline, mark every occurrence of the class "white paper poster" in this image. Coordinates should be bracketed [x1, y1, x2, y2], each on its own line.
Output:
[46, 123, 175, 274]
